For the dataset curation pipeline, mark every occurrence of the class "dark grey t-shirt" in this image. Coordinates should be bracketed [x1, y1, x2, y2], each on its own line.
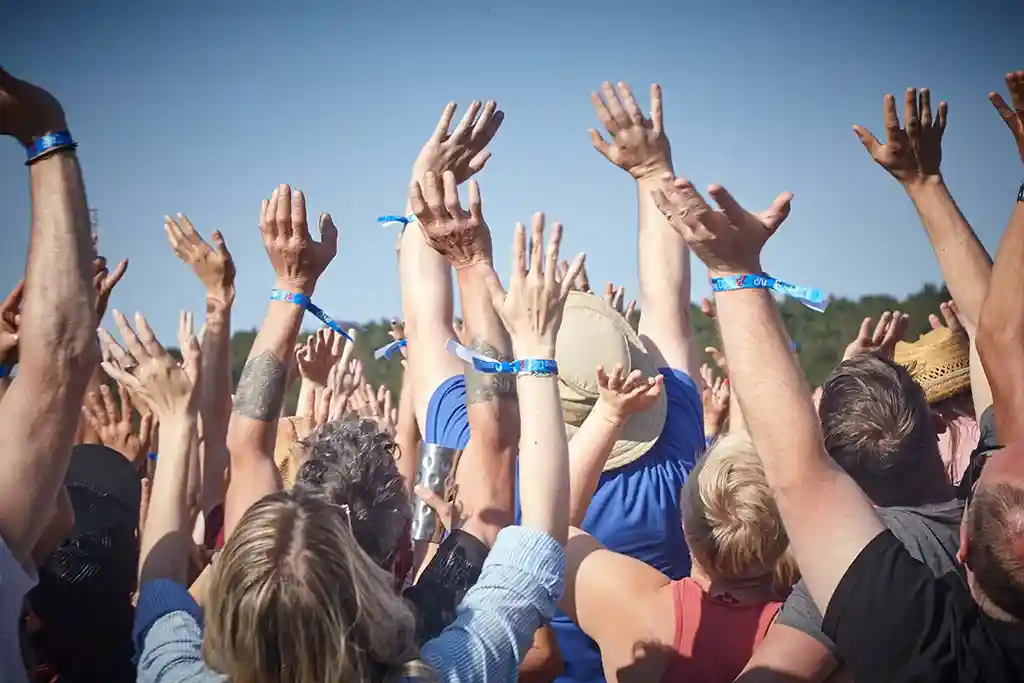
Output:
[776, 498, 965, 656]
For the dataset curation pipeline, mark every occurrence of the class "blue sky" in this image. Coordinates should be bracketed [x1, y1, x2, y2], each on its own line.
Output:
[1, 0, 1021, 342]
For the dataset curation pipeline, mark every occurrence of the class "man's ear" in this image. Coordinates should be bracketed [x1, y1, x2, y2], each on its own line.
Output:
[931, 409, 948, 437]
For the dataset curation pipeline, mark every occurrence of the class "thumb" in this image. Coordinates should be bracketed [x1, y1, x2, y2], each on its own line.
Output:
[852, 125, 882, 156]
[318, 213, 339, 254]
[589, 129, 612, 160]
[211, 230, 232, 260]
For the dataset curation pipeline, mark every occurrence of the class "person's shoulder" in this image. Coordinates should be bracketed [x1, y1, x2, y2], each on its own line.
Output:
[875, 499, 963, 575]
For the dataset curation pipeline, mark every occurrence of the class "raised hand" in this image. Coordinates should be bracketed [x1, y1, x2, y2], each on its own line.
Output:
[81, 383, 156, 468]
[164, 213, 236, 305]
[589, 82, 672, 180]
[93, 255, 129, 321]
[853, 88, 948, 187]
[650, 177, 793, 276]
[989, 70, 1024, 165]
[295, 328, 348, 387]
[0, 280, 23, 368]
[410, 171, 493, 270]
[0, 68, 67, 146]
[699, 363, 730, 440]
[602, 281, 639, 330]
[842, 311, 909, 361]
[484, 214, 585, 357]
[260, 185, 338, 296]
[99, 310, 201, 419]
[595, 363, 664, 420]
[388, 320, 408, 361]
[412, 101, 504, 184]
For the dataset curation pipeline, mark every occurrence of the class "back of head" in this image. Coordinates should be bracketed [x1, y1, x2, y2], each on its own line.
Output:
[204, 489, 426, 683]
[681, 431, 789, 583]
[966, 481, 1024, 621]
[292, 418, 410, 571]
[818, 355, 942, 505]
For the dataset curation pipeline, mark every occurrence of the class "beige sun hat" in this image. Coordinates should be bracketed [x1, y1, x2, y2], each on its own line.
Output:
[893, 327, 970, 405]
[555, 291, 667, 471]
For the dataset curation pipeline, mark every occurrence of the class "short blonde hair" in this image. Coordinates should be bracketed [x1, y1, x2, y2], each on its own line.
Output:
[203, 490, 431, 683]
[681, 431, 790, 583]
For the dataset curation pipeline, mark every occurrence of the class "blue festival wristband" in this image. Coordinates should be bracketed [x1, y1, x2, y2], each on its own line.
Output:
[373, 338, 407, 360]
[446, 339, 557, 375]
[148, 452, 158, 462]
[512, 359, 558, 377]
[270, 289, 354, 342]
[711, 274, 828, 313]
[25, 131, 78, 165]
[377, 214, 416, 229]
[0, 365, 10, 379]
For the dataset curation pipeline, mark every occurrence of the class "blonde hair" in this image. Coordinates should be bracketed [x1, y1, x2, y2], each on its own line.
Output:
[681, 432, 792, 585]
[203, 489, 433, 683]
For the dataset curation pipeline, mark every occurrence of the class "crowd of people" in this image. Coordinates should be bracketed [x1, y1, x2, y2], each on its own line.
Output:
[0, 61, 1023, 683]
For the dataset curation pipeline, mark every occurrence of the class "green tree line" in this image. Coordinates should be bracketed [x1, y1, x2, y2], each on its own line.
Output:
[226, 283, 952, 414]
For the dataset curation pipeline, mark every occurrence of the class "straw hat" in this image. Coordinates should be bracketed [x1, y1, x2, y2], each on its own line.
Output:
[893, 327, 970, 405]
[555, 291, 667, 471]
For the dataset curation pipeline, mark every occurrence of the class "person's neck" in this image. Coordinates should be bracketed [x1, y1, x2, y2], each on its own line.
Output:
[689, 559, 778, 605]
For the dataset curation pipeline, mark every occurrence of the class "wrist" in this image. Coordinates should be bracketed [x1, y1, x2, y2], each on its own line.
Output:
[512, 342, 556, 359]
[903, 175, 946, 197]
[709, 265, 764, 280]
[454, 260, 494, 277]
[633, 165, 674, 185]
[593, 399, 628, 426]
[273, 278, 315, 298]
[206, 288, 235, 310]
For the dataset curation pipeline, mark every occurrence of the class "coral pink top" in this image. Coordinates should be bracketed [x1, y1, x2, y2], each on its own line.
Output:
[661, 578, 781, 683]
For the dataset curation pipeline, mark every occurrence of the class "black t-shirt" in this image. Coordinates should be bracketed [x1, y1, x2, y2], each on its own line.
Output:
[823, 530, 1024, 682]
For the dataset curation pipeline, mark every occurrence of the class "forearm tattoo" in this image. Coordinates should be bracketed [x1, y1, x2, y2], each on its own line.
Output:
[233, 351, 286, 421]
[465, 338, 516, 404]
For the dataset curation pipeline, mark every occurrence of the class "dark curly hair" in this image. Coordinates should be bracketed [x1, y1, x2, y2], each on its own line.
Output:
[292, 418, 410, 571]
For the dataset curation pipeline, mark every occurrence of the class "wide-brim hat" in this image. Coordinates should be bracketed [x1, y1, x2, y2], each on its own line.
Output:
[556, 291, 667, 471]
[894, 327, 970, 405]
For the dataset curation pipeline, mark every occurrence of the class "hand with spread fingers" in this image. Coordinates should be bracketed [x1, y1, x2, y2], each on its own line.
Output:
[0, 280, 24, 368]
[99, 310, 201, 419]
[842, 311, 910, 361]
[699, 363, 730, 440]
[484, 214, 585, 358]
[164, 213, 237, 305]
[410, 170, 493, 270]
[82, 383, 156, 468]
[0, 67, 67, 146]
[589, 82, 672, 180]
[595, 363, 664, 421]
[650, 177, 793, 277]
[413, 100, 504, 184]
[260, 184, 338, 296]
[853, 88, 948, 187]
[93, 255, 129, 321]
[296, 328, 349, 388]
[989, 70, 1024, 165]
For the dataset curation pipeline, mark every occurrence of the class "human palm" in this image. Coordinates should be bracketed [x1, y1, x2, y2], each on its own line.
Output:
[590, 82, 672, 180]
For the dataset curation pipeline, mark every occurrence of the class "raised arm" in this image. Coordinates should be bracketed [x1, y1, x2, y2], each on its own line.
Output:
[651, 177, 883, 614]
[100, 313, 200, 585]
[411, 171, 519, 543]
[163, 214, 236, 514]
[978, 70, 1024, 442]
[589, 82, 695, 375]
[223, 185, 337, 539]
[0, 70, 99, 563]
